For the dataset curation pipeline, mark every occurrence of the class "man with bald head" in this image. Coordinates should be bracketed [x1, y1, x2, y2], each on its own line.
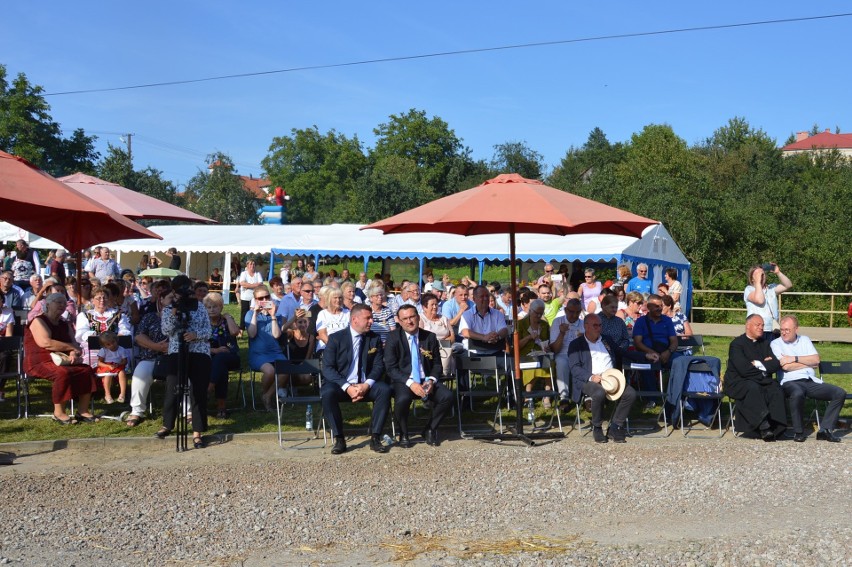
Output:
[723, 314, 787, 441]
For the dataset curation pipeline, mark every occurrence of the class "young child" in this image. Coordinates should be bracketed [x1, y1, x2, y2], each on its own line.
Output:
[96, 331, 129, 404]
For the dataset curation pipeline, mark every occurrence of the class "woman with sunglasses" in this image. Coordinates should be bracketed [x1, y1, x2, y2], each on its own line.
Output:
[620, 291, 645, 336]
[246, 285, 285, 411]
[580, 268, 602, 313]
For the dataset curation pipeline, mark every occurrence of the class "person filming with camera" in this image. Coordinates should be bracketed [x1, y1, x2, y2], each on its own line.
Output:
[155, 276, 212, 449]
[744, 263, 793, 341]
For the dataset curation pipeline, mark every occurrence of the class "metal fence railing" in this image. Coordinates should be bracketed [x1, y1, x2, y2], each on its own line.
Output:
[691, 290, 852, 328]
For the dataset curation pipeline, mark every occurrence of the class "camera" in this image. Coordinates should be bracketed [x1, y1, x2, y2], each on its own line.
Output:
[761, 263, 775, 273]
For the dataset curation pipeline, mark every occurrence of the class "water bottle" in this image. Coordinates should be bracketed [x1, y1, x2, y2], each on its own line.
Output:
[526, 399, 535, 424]
[381, 434, 394, 446]
[305, 404, 313, 430]
[421, 380, 432, 401]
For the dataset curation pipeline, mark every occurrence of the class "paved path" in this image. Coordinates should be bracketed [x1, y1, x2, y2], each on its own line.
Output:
[693, 323, 852, 343]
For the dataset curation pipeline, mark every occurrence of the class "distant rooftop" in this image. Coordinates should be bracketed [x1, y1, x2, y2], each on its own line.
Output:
[781, 129, 852, 151]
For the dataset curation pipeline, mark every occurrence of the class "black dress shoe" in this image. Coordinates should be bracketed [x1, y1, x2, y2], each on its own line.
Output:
[592, 426, 608, 444]
[370, 434, 389, 453]
[761, 429, 776, 442]
[422, 428, 439, 447]
[331, 437, 347, 455]
[816, 430, 841, 443]
[607, 423, 627, 443]
[398, 434, 412, 448]
[792, 432, 807, 443]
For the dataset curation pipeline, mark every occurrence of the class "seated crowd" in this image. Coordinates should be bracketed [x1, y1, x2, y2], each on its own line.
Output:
[0, 251, 847, 452]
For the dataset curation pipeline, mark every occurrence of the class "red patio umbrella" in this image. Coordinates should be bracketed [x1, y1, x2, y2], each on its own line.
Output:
[364, 173, 659, 444]
[59, 173, 216, 224]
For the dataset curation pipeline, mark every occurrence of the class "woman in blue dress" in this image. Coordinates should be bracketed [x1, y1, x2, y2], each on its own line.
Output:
[245, 285, 286, 411]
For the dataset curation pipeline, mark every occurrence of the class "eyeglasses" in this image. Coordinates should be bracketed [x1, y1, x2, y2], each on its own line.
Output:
[780, 328, 795, 333]
[255, 295, 270, 300]
[301, 290, 313, 294]
[585, 275, 593, 279]
[544, 269, 553, 273]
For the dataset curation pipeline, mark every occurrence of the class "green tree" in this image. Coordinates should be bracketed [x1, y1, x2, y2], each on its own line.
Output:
[490, 141, 546, 180]
[548, 127, 625, 191]
[352, 155, 435, 223]
[0, 65, 98, 176]
[185, 153, 259, 224]
[97, 144, 134, 188]
[262, 127, 367, 224]
[372, 109, 471, 196]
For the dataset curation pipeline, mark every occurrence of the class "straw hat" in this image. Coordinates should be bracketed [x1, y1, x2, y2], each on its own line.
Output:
[600, 368, 626, 401]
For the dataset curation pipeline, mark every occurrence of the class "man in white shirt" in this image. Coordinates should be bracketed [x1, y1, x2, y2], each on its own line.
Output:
[459, 286, 507, 355]
[548, 298, 585, 407]
[770, 315, 845, 443]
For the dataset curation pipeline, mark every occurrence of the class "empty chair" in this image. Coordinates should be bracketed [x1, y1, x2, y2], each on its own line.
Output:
[456, 354, 505, 438]
[274, 359, 326, 448]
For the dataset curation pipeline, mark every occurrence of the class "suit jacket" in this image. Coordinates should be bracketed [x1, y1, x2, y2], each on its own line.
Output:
[567, 334, 648, 403]
[384, 326, 442, 386]
[321, 328, 384, 389]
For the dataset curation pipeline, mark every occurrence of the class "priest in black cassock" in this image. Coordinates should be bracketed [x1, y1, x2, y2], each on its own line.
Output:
[723, 314, 787, 440]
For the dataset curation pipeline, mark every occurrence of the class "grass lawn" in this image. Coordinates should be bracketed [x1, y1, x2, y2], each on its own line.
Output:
[1, 304, 850, 443]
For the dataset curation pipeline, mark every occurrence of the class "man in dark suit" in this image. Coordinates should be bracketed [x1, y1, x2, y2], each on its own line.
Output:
[385, 304, 454, 447]
[321, 303, 391, 454]
[568, 314, 658, 443]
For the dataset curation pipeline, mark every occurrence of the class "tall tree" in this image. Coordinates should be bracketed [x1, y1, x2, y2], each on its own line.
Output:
[0, 65, 98, 176]
[185, 152, 259, 224]
[262, 127, 367, 224]
[490, 141, 546, 180]
[372, 109, 471, 196]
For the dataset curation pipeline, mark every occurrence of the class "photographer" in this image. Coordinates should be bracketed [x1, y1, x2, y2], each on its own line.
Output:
[744, 263, 793, 341]
[156, 275, 212, 449]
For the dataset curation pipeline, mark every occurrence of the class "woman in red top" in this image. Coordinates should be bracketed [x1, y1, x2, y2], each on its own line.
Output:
[24, 293, 97, 424]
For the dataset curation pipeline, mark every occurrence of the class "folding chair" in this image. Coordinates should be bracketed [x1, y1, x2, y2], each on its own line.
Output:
[812, 361, 852, 430]
[273, 359, 326, 448]
[456, 355, 504, 438]
[678, 359, 726, 438]
[514, 354, 562, 432]
[624, 361, 670, 437]
[0, 336, 26, 419]
[677, 335, 705, 356]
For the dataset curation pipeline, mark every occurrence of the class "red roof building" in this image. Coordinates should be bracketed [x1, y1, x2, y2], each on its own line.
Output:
[781, 129, 852, 158]
[207, 161, 272, 201]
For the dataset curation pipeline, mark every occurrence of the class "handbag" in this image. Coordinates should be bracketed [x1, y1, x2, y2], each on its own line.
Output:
[50, 352, 73, 366]
[152, 354, 175, 380]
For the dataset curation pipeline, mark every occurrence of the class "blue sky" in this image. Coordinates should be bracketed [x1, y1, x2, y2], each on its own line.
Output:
[2, 2, 849, 187]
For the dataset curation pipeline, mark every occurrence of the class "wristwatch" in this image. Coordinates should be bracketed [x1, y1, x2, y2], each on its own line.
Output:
[794, 356, 799, 363]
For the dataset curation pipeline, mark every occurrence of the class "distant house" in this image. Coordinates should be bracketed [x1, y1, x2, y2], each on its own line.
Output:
[781, 129, 852, 159]
[207, 160, 272, 202]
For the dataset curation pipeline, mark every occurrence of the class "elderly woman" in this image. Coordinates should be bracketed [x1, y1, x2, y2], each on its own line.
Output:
[75, 287, 131, 368]
[204, 292, 240, 418]
[125, 283, 171, 426]
[24, 293, 98, 424]
[246, 284, 285, 411]
[156, 276, 212, 448]
[316, 287, 350, 353]
[366, 282, 395, 344]
[419, 291, 455, 375]
[516, 298, 553, 408]
[580, 268, 603, 313]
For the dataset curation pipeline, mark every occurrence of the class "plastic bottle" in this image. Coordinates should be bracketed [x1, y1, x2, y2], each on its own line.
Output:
[381, 434, 394, 446]
[527, 399, 535, 424]
[305, 404, 313, 430]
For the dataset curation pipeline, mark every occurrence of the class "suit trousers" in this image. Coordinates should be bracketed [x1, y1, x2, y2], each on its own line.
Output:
[582, 380, 636, 428]
[321, 380, 391, 438]
[782, 379, 846, 433]
[393, 381, 454, 434]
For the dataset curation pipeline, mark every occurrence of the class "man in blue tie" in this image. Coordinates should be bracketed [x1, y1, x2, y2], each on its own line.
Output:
[321, 303, 391, 454]
[385, 305, 453, 447]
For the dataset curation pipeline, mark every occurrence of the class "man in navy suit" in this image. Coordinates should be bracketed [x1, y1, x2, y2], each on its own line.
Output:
[568, 313, 658, 443]
[385, 304, 454, 447]
[321, 303, 391, 454]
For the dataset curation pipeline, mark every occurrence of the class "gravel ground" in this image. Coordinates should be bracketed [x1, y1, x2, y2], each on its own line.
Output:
[0, 429, 849, 566]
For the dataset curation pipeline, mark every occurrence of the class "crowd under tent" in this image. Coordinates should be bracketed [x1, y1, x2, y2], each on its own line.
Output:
[8, 222, 692, 314]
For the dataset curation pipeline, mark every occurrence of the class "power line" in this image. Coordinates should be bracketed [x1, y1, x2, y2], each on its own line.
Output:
[44, 12, 852, 97]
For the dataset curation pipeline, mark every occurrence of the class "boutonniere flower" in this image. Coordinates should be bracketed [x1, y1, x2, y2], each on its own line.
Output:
[367, 347, 377, 354]
[420, 348, 433, 359]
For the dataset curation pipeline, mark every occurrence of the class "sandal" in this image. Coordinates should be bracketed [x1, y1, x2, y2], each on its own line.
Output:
[126, 415, 142, 427]
[74, 414, 99, 423]
[116, 395, 125, 403]
[155, 427, 171, 439]
[104, 397, 115, 405]
[51, 414, 76, 425]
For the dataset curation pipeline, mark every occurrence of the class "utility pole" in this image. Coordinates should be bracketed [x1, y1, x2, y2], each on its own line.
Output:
[120, 133, 134, 165]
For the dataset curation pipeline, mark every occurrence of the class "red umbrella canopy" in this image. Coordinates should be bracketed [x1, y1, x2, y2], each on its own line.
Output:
[364, 173, 658, 237]
[59, 173, 216, 224]
[0, 151, 161, 251]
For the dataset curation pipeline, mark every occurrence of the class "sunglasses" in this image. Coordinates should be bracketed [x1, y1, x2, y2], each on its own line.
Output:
[255, 295, 270, 300]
